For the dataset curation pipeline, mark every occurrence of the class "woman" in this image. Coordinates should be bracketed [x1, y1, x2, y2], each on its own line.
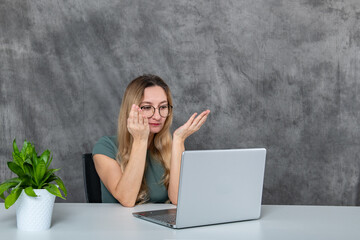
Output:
[93, 74, 210, 207]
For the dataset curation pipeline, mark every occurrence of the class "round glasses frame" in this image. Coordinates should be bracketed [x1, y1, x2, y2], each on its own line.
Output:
[140, 104, 173, 118]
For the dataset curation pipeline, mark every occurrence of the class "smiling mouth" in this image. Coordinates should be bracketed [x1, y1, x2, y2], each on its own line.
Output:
[149, 123, 161, 126]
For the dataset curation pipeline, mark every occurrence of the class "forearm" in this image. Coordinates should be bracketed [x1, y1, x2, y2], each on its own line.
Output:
[168, 136, 185, 205]
[115, 139, 148, 207]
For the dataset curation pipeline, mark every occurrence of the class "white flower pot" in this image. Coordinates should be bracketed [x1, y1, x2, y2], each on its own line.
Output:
[16, 189, 56, 231]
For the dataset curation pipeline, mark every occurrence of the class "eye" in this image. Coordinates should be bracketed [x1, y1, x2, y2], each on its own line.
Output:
[159, 105, 168, 110]
[141, 105, 153, 111]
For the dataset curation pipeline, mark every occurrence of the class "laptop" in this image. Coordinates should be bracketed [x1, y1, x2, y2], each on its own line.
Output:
[133, 148, 266, 229]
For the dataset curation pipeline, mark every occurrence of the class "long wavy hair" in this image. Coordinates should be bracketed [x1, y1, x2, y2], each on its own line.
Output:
[116, 74, 173, 204]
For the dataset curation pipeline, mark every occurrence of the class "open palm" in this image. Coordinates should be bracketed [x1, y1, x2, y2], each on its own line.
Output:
[174, 110, 210, 141]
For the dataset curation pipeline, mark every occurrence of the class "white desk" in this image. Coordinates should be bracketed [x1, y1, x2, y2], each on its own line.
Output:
[1, 203, 359, 240]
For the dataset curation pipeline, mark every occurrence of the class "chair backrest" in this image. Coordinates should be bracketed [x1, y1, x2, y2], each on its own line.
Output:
[82, 153, 102, 203]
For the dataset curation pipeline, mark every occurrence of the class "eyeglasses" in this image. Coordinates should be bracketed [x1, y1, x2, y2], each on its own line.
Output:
[140, 104, 173, 118]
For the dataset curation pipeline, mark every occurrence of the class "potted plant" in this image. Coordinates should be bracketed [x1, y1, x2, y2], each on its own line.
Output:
[0, 139, 67, 231]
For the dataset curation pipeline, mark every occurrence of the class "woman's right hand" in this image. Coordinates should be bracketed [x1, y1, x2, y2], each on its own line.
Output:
[127, 104, 150, 141]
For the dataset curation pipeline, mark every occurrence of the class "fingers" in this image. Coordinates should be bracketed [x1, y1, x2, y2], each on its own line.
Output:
[129, 104, 144, 124]
[137, 106, 149, 126]
[194, 113, 209, 129]
[173, 110, 210, 140]
[127, 104, 150, 140]
[184, 113, 198, 127]
[192, 110, 210, 128]
[129, 104, 138, 124]
[143, 115, 149, 126]
[138, 108, 144, 125]
[184, 110, 210, 129]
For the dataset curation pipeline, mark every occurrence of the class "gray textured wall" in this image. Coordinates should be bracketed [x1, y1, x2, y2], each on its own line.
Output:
[1, 0, 359, 205]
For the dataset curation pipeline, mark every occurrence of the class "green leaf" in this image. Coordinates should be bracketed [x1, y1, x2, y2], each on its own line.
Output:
[5, 188, 22, 209]
[20, 141, 29, 156]
[13, 139, 20, 155]
[39, 150, 50, 164]
[35, 161, 46, 186]
[14, 179, 22, 189]
[45, 183, 65, 200]
[7, 162, 25, 177]
[30, 178, 37, 187]
[55, 177, 67, 197]
[23, 163, 33, 176]
[32, 152, 39, 167]
[46, 155, 53, 168]
[20, 176, 32, 187]
[38, 169, 60, 188]
[24, 157, 33, 165]
[46, 175, 57, 183]
[0, 193, 4, 200]
[12, 152, 24, 167]
[0, 178, 21, 196]
[0, 177, 21, 184]
[25, 143, 35, 157]
[24, 187, 37, 197]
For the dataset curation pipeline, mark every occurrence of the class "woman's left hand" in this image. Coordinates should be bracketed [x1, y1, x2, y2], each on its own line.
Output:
[173, 110, 210, 142]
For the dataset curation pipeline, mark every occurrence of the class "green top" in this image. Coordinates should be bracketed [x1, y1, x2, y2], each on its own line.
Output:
[92, 136, 168, 203]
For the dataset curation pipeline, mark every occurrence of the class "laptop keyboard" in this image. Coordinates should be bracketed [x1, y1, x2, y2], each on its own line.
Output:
[150, 213, 176, 225]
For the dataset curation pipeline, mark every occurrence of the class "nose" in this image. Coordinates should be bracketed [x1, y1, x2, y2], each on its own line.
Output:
[152, 109, 161, 120]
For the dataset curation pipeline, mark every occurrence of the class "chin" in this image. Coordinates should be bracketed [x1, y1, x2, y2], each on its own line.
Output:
[150, 126, 163, 134]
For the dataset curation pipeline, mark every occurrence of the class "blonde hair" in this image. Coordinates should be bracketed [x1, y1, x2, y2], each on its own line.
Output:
[116, 74, 173, 204]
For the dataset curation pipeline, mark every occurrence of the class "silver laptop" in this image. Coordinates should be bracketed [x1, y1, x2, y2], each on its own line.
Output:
[133, 148, 266, 229]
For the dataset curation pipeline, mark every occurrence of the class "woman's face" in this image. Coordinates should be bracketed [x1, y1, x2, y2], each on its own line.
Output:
[140, 86, 169, 134]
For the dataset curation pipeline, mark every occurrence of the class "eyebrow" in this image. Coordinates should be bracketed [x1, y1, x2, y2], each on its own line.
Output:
[141, 101, 168, 105]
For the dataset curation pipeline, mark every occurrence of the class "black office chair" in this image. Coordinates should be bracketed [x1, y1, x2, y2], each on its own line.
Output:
[82, 153, 102, 203]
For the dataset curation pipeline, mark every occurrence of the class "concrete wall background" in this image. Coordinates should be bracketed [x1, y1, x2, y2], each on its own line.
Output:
[1, 0, 359, 205]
